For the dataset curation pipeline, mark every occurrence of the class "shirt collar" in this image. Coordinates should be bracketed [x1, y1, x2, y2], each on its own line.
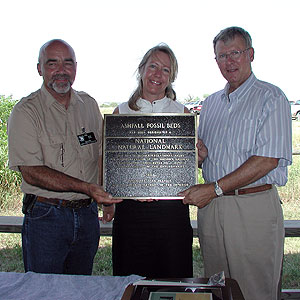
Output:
[221, 73, 256, 102]
[41, 84, 83, 109]
[137, 96, 170, 111]
[139, 96, 168, 103]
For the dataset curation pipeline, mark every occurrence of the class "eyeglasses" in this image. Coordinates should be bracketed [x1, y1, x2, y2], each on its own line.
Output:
[216, 48, 251, 62]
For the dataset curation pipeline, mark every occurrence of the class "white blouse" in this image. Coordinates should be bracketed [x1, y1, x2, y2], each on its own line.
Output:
[118, 97, 185, 114]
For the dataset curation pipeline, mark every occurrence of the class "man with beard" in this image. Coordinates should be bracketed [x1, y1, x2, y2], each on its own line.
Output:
[7, 39, 121, 275]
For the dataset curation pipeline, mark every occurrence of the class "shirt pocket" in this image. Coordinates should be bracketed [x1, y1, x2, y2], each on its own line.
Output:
[80, 141, 100, 163]
[228, 119, 257, 153]
[39, 134, 65, 169]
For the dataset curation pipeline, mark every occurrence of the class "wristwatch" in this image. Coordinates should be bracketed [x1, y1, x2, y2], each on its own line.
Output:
[214, 181, 223, 197]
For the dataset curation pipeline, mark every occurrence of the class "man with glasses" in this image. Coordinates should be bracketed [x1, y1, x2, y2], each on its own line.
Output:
[179, 27, 292, 300]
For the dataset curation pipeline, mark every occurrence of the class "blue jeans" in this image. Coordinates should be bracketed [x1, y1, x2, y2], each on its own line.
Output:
[22, 201, 100, 275]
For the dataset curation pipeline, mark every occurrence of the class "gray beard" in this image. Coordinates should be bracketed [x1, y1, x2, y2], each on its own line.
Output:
[49, 81, 71, 94]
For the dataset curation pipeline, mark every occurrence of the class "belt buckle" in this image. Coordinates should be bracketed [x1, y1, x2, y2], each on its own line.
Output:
[67, 199, 91, 209]
[67, 200, 82, 209]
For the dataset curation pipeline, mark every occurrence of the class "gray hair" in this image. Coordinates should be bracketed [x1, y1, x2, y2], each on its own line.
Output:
[128, 43, 178, 111]
[213, 26, 252, 54]
[38, 39, 76, 64]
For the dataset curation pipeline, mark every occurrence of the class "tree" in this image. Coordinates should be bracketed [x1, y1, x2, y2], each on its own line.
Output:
[0, 95, 17, 147]
[0, 95, 22, 205]
[184, 95, 200, 103]
[100, 102, 119, 108]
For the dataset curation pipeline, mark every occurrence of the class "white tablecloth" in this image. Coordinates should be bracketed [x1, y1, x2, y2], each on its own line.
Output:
[0, 272, 143, 300]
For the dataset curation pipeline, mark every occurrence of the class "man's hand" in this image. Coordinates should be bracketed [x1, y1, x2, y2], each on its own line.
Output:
[197, 139, 208, 166]
[179, 156, 280, 209]
[18, 165, 123, 206]
[88, 183, 122, 206]
[178, 183, 216, 208]
[100, 204, 115, 224]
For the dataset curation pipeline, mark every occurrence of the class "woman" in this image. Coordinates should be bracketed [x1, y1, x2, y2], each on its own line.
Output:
[110, 43, 193, 278]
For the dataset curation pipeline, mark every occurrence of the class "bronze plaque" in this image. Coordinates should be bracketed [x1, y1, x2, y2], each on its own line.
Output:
[103, 114, 197, 199]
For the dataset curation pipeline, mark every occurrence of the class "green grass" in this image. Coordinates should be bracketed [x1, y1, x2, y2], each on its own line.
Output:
[0, 234, 23, 272]
[0, 108, 299, 289]
[93, 237, 114, 276]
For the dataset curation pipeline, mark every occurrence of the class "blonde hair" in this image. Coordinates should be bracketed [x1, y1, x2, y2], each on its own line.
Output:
[128, 43, 178, 111]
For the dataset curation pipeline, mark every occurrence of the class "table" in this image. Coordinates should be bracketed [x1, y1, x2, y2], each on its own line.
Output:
[128, 278, 245, 300]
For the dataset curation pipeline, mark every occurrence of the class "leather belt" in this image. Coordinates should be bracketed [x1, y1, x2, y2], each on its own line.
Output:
[223, 184, 272, 196]
[36, 196, 92, 209]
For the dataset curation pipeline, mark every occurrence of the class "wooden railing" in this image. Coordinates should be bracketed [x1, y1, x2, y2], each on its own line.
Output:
[1, 216, 299, 237]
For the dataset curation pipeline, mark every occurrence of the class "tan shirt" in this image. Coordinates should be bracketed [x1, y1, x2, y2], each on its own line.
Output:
[8, 85, 103, 200]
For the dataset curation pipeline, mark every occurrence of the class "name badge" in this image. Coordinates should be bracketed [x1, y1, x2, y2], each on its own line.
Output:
[77, 132, 97, 146]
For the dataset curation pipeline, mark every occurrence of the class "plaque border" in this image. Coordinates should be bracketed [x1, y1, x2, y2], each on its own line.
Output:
[103, 113, 198, 199]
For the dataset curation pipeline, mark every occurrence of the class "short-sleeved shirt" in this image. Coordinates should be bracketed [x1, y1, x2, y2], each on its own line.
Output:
[8, 85, 103, 200]
[118, 97, 185, 113]
[199, 73, 292, 186]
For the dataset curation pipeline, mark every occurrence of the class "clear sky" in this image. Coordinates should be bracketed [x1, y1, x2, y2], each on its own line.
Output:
[1, 0, 299, 104]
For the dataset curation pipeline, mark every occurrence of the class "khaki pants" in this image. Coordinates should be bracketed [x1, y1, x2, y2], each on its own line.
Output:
[197, 186, 284, 300]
